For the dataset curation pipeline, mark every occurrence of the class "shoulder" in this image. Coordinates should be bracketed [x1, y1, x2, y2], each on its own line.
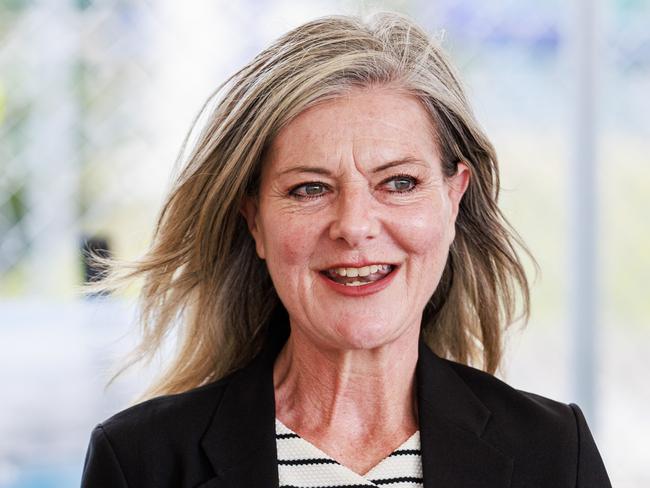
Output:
[82, 372, 239, 487]
[446, 359, 573, 416]
[440, 358, 611, 487]
[100, 374, 232, 443]
[443, 358, 578, 438]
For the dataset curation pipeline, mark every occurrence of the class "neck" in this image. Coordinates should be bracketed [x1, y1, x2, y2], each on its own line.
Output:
[272, 326, 420, 442]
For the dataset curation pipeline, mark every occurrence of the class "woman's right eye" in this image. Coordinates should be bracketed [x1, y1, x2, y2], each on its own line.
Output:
[289, 182, 328, 199]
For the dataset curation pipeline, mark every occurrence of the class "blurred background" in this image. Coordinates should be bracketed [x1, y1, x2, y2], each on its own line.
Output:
[1, 0, 648, 486]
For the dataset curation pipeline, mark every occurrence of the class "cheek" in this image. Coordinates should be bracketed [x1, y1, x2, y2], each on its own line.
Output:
[390, 203, 452, 257]
[261, 218, 322, 317]
[262, 217, 319, 271]
[390, 203, 454, 307]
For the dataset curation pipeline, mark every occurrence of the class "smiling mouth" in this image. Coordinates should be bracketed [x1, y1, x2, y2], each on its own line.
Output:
[321, 264, 396, 287]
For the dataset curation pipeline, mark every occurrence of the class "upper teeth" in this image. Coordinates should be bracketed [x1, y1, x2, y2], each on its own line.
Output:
[331, 264, 390, 277]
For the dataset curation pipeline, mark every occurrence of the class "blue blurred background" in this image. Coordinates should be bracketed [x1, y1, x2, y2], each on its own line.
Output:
[1, 0, 648, 486]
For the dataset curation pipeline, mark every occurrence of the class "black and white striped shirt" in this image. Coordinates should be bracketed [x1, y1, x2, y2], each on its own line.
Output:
[275, 418, 424, 488]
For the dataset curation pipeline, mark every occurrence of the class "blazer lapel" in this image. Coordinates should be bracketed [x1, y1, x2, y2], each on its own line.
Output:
[198, 322, 289, 488]
[417, 340, 513, 488]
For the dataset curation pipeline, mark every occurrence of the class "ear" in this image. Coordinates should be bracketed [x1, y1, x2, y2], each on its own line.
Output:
[240, 196, 266, 259]
[447, 161, 470, 221]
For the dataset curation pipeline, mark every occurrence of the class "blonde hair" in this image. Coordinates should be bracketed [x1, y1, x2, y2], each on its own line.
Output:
[90, 12, 532, 399]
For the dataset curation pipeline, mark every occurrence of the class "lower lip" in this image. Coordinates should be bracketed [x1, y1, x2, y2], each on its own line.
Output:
[318, 267, 398, 297]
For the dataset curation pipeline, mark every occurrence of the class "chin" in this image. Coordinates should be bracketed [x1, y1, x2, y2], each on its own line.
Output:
[331, 318, 407, 351]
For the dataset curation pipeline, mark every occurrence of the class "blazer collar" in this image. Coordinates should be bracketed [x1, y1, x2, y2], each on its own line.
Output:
[198, 321, 287, 488]
[198, 324, 513, 488]
[416, 340, 513, 487]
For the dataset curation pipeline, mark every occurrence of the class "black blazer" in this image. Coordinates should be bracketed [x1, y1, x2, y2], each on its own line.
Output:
[81, 323, 611, 487]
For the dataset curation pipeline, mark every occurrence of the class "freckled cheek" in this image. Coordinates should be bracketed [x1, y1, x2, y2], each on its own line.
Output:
[265, 220, 319, 271]
[388, 207, 450, 255]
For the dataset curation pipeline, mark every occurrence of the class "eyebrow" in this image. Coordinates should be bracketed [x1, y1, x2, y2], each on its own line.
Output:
[277, 157, 426, 177]
[372, 157, 426, 173]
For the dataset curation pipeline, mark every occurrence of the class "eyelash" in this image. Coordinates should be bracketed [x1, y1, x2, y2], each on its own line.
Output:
[288, 174, 419, 200]
[289, 182, 329, 200]
[383, 173, 418, 193]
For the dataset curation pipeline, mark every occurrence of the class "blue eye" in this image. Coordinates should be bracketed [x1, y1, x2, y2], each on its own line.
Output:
[290, 182, 328, 199]
[385, 175, 417, 192]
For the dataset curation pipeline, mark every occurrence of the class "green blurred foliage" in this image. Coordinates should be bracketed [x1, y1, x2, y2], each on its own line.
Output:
[0, 0, 31, 11]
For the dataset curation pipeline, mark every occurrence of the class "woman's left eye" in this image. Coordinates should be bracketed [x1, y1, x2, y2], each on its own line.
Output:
[289, 182, 328, 199]
[383, 175, 417, 192]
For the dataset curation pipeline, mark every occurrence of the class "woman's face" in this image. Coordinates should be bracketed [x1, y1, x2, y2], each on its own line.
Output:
[243, 87, 469, 352]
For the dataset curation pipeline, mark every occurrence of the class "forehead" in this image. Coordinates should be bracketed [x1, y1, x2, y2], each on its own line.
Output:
[264, 87, 440, 172]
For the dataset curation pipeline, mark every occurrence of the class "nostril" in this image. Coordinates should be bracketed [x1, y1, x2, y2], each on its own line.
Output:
[329, 216, 380, 245]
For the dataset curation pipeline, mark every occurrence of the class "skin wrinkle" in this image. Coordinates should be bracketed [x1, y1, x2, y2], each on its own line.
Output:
[273, 331, 418, 432]
[242, 86, 469, 475]
[270, 164, 444, 215]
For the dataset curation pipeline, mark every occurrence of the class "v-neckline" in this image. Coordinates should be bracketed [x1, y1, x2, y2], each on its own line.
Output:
[275, 417, 422, 486]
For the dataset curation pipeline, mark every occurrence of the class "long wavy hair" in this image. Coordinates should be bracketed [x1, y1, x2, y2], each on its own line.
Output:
[88, 12, 533, 399]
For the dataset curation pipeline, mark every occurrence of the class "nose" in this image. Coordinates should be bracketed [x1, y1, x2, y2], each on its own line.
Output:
[328, 186, 380, 247]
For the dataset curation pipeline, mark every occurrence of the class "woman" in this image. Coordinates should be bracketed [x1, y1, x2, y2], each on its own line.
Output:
[81, 12, 611, 487]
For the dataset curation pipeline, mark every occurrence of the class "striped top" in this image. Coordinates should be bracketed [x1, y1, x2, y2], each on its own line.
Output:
[275, 418, 424, 488]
